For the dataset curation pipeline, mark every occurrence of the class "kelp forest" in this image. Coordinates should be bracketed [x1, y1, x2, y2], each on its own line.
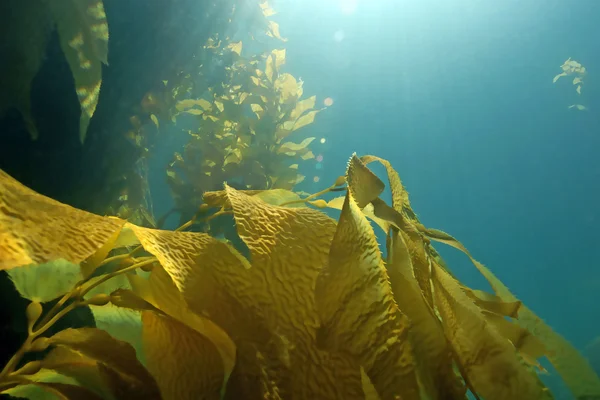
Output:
[0, 0, 599, 399]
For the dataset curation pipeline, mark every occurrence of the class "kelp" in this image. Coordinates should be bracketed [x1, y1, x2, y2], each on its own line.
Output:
[166, 36, 323, 221]
[1, 153, 599, 400]
[0, 0, 109, 142]
[553, 58, 588, 111]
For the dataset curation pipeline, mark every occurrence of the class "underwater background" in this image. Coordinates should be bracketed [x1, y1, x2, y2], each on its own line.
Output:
[1, 0, 599, 399]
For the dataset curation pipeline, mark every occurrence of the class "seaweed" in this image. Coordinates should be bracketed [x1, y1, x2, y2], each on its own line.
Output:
[1, 153, 598, 399]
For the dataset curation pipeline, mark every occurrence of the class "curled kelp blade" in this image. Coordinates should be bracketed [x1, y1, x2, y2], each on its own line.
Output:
[316, 154, 421, 400]
[0, 169, 126, 271]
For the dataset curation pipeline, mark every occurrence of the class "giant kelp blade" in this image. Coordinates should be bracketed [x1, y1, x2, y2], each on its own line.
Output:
[0, 0, 52, 140]
[223, 185, 366, 398]
[422, 228, 600, 399]
[0, 169, 126, 271]
[47, 327, 161, 399]
[140, 265, 236, 391]
[142, 311, 224, 400]
[315, 155, 420, 400]
[47, 0, 109, 143]
[386, 229, 467, 399]
[431, 261, 551, 400]
[123, 224, 281, 398]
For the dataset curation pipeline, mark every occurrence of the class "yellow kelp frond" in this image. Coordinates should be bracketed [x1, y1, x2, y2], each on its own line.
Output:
[387, 229, 467, 399]
[142, 311, 224, 400]
[316, 155, 420, 400]
[432, 260, 550, 400]
[1, 153, 597, 400]
[0, 169, 126, 271]
[223, 185, 365, 398]
[421, 227, 600, 399]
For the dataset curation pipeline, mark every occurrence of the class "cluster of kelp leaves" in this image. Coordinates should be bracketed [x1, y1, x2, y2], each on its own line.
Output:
[1, 154, 600, 400]
[165, 41, 322, 225]
[104, 0, 322, 229]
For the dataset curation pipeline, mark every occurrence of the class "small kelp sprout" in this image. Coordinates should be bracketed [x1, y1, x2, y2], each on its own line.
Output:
[0, 154, 599, 400]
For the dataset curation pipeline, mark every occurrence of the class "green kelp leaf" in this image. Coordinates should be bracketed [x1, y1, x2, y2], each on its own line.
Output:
[289, 95, 316, 121]
[7, 259, 82, 303]
[0, 0, 53, 140]
[277, 137, 315, 154]
[293, 110, 318, 131]
[47, 0, 109, 143]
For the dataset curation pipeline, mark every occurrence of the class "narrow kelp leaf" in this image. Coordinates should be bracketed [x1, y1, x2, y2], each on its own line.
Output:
[463, 288, 521, 318]
[293, 110, 318, 131]
[315, 154, 420, 400]
[482, 312, 547, 370]
[0, 169, 126, 271]
[7, 259, 82, 303]
[142, 311, 225, 400]
[431, 260, 551, 400]
[277, 137, 315, 153]
[289, 96, 316, 122]
[252, 188, 304, 206]
[0, 0, 53, 140]
[421, 228, 600, 399]
[4, 379, 105, 400]
[47, 0, 110, 143]
[47, 327, 161, 398]
[386, 229, 467, 399]
[1, 369, 89, 400]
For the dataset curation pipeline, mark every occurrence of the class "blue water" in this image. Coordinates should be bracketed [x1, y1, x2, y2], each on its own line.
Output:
[149, 1, 599, 395]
